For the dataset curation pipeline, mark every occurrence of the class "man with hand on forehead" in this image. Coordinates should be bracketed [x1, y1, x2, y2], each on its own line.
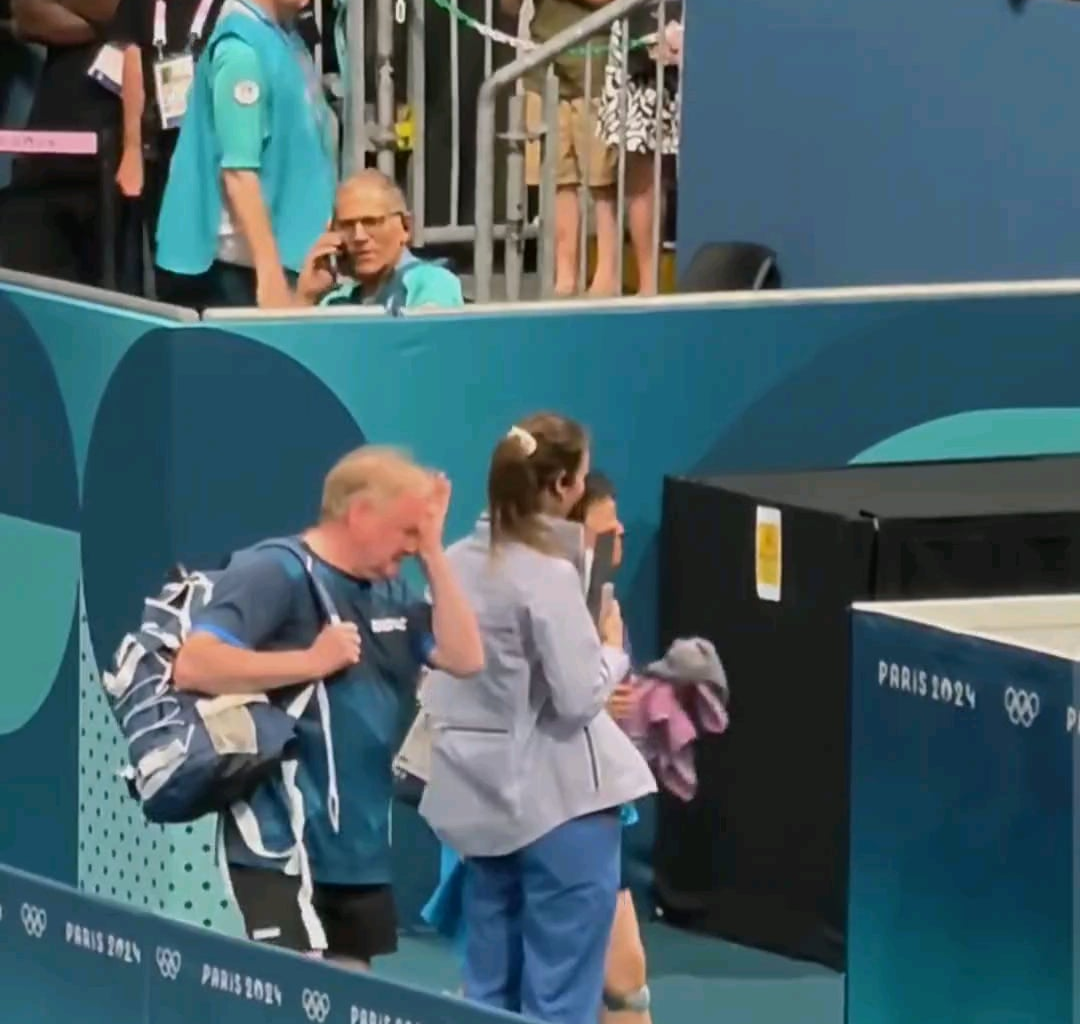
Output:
[173, 447, 484, 967]
[295, 169, 465, 313]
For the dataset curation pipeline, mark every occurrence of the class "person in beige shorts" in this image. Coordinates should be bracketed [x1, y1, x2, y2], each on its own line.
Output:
[506, 0, 619, 297]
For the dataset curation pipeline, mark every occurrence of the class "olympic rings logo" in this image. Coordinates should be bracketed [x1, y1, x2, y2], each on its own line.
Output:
[1004, 687, 1040, 728]
[156, 946, 182, 980]
[302, 989, 331, 1023]
[20, 903, 47, 938]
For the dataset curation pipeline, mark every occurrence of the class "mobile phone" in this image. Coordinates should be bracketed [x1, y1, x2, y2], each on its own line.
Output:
[586, 531, 616, 624]
[600, 583, 615, 624]
[327, 242, 348, 278]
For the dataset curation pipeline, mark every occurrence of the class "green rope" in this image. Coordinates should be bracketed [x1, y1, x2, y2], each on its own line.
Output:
[425, 0, 651, 58]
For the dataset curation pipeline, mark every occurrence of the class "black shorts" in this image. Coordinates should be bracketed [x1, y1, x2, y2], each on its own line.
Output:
[229, 865, 398, 962]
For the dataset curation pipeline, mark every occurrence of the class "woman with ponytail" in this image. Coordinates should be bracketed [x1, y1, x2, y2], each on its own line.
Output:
[420, 413, 655, 1024]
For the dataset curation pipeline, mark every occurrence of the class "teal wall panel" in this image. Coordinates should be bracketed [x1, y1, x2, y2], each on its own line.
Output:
[4, 284, 1080, 936]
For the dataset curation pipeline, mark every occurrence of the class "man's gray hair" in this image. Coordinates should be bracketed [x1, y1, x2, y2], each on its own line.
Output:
[338, 169, 408, 214]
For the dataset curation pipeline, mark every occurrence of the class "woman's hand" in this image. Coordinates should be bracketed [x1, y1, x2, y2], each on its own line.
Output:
[600, 599, 624, 650]
[607, 682, 637, 720]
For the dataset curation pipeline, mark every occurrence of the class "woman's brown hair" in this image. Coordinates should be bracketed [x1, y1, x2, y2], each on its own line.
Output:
[488, 412, 589, 550]
[568, 471, 616, 524]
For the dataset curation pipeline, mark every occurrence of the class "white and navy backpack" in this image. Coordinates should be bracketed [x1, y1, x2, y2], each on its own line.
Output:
[101, 539, 340, 826]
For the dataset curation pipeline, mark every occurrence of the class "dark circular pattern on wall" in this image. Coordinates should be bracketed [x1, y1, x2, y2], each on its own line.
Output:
[81, 326, 366, 668]
[0, 293, 79, 529]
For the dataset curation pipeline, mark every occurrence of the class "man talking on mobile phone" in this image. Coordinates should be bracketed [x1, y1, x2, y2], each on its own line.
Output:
[294, 169, 465, 314]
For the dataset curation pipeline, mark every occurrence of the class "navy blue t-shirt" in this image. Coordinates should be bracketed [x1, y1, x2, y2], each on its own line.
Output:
[192, 538, 434, 885]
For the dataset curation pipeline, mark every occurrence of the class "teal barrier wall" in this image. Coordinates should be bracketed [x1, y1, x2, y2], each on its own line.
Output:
[0, 860, 520, 1024]
[5, 280, 1080, 942]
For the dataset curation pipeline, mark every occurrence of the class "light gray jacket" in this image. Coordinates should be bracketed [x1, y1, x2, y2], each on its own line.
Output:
[419, 517, 656, 857]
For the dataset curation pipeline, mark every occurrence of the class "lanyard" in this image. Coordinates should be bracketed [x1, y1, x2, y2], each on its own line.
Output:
[153, 0, 217, 53]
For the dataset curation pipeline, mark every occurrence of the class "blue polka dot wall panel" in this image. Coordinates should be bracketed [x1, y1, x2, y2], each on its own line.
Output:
[0, 286, 152, 885]
[0, 294, 81, 848]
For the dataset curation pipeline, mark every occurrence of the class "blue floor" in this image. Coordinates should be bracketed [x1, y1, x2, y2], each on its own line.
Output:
[376, 922, 845, 1024]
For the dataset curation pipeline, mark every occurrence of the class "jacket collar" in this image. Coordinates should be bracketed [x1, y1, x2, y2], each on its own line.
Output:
[472, 513, 586, 571]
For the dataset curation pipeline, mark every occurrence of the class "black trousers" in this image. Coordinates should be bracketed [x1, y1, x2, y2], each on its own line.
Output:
[0, 179, 106, 287]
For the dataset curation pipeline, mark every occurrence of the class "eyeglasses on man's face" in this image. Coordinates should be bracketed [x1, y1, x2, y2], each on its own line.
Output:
[336, 211, 406, 236]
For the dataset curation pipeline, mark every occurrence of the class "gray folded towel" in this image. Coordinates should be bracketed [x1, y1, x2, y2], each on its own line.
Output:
[644, 637, 729, 701]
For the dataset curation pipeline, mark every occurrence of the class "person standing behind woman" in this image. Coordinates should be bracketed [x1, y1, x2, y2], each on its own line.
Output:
[155, 0, 334, 307]
[108, 0, 225, 294]
[568, 473, 652, 1024]
[421, 414, 656, 1024]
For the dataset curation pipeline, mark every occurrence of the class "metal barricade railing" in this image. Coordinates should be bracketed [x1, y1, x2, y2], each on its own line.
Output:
[341, 0, 678, 302]
[0, 1, 675, 303]
[473, 0, 662, 302]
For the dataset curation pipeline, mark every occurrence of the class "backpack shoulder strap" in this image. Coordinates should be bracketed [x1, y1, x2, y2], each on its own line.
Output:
[252, 538, 341, 624]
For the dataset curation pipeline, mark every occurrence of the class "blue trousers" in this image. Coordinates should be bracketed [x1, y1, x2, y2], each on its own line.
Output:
[463, 811, 621, 1024]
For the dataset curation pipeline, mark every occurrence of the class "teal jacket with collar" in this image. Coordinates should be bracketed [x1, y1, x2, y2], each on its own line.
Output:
[156, 0, 335, 275]
[320, 249, 465, 314]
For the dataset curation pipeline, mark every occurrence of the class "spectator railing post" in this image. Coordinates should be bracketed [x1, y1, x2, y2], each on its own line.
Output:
[376, 0, 396, 176]
[649, 0, 667, 296]
[406, 0, 426, 243]
[474, 0, 648, 303]
[483, 0, 494, 77]
[504, 90, 526, 301]
[537, 68, 558, 299]
[577, 42, 597, 296]
[345, 0, 368, 175]
[448, 0, 461, 224]
[99, 128, 117, 291]
[613, 16, 630, 296]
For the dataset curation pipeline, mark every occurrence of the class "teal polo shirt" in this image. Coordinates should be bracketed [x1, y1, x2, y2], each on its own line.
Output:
[320, 249, 465, 314]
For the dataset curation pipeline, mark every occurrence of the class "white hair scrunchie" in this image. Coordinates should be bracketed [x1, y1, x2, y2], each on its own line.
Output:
[507, 425, 538, 456]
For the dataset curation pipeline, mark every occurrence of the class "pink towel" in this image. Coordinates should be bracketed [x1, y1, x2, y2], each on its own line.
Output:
[623, 677, 729, 801]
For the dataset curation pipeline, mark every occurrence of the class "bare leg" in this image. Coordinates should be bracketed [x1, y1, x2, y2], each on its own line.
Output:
[625, 154, 660, 296]
[601, 891, 652, 1024]
[588, 186, 619, 296]
[554, 186, 581, 296]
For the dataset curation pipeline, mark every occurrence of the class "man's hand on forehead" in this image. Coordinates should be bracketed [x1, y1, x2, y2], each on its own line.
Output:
[415, 472, 451, 557]
[428, 471, 451, 508]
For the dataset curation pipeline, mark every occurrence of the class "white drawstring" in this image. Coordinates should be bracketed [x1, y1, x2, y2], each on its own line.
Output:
[315, 682, 340, 832]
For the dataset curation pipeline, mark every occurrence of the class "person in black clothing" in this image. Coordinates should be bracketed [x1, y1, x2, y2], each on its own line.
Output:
[108, 0, 225, 297]
[2, 0, 122, 286]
